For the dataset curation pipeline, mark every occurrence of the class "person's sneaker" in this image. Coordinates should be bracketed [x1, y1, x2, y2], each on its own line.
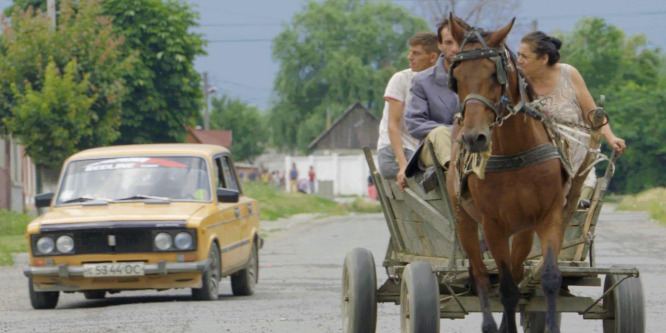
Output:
[420, 169, 438, 193]
[578, 200, 591, 209]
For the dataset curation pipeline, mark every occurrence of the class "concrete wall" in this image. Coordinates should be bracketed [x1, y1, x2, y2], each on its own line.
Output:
[284, 153, 378, 197]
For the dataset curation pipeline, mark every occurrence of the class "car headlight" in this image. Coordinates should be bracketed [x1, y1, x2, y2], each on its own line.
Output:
[154, 232, 172, 251]
[174, 232, 193, 250]
[36, 237, 55, 254]
[56, 235, 74, 253]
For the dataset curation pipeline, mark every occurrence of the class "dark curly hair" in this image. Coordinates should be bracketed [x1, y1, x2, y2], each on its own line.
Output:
[521, 31, 562, 66]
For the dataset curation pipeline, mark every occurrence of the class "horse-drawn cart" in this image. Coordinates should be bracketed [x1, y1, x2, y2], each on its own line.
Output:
[341, 145, 645, 333]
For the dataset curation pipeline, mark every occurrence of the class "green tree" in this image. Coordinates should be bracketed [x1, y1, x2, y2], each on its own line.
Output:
[209, 94, 266, 162]
[3, 0, 45, 17]
[270, 0, 428, 151]
[558, 18, 666, 193]
[6, 59, 96, 168]
[102, 0, 206, 144]
[0, 0, 132, 159]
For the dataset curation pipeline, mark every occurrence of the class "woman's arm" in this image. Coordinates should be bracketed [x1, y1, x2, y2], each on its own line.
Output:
[569, 65, 626, 154]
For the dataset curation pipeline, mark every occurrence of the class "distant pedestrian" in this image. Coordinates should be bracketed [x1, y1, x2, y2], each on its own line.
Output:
[308, 166, 316, 194]
[289, 163, 299, 193]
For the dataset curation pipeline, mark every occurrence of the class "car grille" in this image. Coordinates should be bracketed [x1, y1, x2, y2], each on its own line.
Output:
[32, 221, 196, 256]
[75, 229, 155, 254]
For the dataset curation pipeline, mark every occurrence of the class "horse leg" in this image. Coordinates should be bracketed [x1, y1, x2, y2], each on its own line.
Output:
[482, 220, 519, 333]
[457, 210, 497, 333]
[536, 211, 564, 333]
[510, 230, 535, 283]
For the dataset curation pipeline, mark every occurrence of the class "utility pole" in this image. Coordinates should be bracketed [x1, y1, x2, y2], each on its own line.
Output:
[203, 71, 209, 130]
[531, 20, 538, 32]
[47, 0, 56, 28]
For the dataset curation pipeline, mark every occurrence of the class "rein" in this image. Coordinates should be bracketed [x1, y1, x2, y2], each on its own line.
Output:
[450, 28, 571, 180]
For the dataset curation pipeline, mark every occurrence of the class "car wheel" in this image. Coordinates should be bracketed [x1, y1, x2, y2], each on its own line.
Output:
[192, 242, 221, 301]
[231, 241, 258, 296]
[83, 290, 106, 300]
[29, 278, 59, 309]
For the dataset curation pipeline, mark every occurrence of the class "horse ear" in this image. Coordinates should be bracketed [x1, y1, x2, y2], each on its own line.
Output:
[448, 12, 466, 46]
[487, 17, 516, 47]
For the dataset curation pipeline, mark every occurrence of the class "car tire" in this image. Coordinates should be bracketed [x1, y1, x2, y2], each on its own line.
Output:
[83, 290, 106, 300]
[231, 241, 258, 296]
[192, 242, 221, 301]
[29, 278, 59, 309]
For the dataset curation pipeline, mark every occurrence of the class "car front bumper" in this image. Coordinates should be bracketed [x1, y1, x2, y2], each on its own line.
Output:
[23, 259, 210, 278]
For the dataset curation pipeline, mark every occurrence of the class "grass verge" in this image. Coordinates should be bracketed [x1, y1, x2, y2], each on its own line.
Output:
[243, 182, 381, 220]
[616, 187, 666, 224]
[0, 210, 33, 266]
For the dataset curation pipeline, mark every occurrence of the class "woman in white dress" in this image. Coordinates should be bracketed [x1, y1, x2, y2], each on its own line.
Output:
[517, 32, 626, 205]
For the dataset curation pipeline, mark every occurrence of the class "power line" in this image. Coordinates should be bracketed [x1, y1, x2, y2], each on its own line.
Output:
[200, 23, 282, 27]
[208, 39, 273, 43]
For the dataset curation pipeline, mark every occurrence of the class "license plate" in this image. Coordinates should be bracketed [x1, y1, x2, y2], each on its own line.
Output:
[83, 262, 145, 277]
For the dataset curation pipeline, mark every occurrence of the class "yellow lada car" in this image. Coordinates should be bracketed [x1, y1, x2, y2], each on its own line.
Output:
[23, 144, 261, 309]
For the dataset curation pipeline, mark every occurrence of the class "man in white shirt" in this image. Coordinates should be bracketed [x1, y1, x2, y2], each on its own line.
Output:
[377, 32, 440, 190]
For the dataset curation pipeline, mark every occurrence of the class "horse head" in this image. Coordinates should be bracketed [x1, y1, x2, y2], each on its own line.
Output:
[448, 14, 516, 153]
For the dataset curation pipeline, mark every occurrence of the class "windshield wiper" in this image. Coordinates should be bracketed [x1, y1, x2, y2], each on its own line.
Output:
[114, 194, 170, 202]
[62, 196, 110, 204]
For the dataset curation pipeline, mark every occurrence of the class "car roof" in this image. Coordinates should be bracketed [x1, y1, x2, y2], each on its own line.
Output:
[66, 144, 230, 161]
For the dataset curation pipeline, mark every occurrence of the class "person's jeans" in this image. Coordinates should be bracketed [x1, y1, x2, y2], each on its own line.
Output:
[377, 147, 414, 179]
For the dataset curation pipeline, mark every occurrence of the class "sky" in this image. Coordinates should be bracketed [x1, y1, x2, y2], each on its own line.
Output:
[1, 0, 664, 111]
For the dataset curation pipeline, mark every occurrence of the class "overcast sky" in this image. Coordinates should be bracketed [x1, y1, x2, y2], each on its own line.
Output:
[2, 0, 664, 110]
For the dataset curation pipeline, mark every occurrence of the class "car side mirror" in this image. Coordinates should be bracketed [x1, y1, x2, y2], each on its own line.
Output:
[35, 192, 54, 208]
[216, 188, 239, 203]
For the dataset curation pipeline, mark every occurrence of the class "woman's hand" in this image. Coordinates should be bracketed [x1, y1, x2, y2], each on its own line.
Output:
[608, 136, 626, 154]
[396, 167, 407, 191]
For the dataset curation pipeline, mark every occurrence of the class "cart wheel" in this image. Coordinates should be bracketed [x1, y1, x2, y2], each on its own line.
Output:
[522, 312, 561, 333]
[400, 262, 439, 333]
[29, 278, 59, 309]
[341, 247, 377, 333]
[602, 266, 645, 333]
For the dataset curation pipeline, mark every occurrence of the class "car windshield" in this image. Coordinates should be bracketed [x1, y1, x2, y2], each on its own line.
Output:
[56, 156, 212, 205]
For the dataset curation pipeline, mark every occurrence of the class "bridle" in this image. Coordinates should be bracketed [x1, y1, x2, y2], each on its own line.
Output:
[448, 29, 545, 127]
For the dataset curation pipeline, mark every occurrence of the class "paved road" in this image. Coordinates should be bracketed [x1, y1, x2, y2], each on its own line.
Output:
[0, 205, 663, 332]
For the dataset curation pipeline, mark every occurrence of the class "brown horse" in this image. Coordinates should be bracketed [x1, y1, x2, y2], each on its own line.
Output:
[444, 15, 565, 333]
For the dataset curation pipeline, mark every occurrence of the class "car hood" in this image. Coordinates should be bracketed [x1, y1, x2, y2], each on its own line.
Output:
[38, 202, 208, 225]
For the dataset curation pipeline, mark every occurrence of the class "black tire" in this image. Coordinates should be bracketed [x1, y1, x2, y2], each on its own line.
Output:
[603, 266, 645, 333]
[192, 242, 221, 300]
[400, 262, 440, 333]
[29, 278, 59, 309]
[83, 290, 106, 300]
[231, 241, 259, 296]
[522, 312, 562, 333]
[341, 247, 377, 333]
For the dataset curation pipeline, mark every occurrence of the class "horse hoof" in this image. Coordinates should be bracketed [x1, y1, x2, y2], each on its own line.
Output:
[482, 324, 499, 333]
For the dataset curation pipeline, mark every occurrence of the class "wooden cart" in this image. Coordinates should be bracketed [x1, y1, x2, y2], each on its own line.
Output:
[341, 145, 645, 333]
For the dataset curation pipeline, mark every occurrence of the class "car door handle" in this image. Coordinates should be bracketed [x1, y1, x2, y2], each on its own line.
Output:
[235, 207, 239, 218]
